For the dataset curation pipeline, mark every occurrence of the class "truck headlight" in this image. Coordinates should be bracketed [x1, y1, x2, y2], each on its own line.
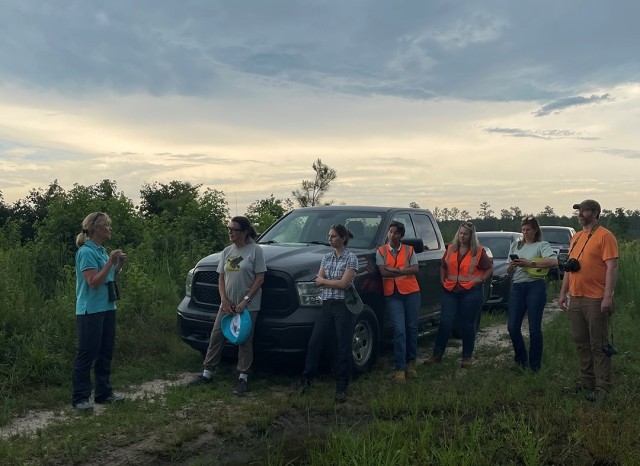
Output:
[185, 268, 195, 297]
[296, 281, 323, 307]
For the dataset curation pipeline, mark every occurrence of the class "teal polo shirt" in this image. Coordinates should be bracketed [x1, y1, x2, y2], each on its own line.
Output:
[75, 240, 116, 315]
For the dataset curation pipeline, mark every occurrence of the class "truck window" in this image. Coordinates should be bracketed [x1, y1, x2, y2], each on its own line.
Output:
[391, 213, 417, 239]
[412, 214, 440, 250]
[345, 216, 382, 248]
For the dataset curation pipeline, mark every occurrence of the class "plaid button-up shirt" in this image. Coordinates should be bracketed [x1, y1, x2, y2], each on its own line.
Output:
[320, 249, 358, 301]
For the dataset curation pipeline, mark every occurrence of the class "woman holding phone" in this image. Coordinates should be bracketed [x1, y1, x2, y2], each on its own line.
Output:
[507, 216, 558, 372]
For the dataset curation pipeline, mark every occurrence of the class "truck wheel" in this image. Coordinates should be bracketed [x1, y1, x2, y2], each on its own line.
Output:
[351, 309, 379, 374]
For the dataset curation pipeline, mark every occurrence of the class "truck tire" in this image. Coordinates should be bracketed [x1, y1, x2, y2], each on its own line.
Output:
[351, 308, 379, 374]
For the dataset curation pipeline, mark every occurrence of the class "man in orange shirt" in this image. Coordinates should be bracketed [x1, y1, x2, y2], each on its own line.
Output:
[559, 199, 618, 402]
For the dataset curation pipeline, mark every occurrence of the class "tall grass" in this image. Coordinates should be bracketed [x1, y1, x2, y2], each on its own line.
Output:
[301, 240, 640, 465]
[0, 238, 638, 465]
[0, 239, 204, 421]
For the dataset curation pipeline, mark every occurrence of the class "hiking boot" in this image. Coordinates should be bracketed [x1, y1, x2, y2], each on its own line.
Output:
[298, 378, 312, 395]
[95, 393, 126, 404]
[405, 360, 418, 379]
[188, 374, 214, 387]
[73, 400, 94, 412]
[390, 370, 406, 382]
[423, 355, 442, 365]
[461, 358, 472, 369]
[233, 378, 249, 397]
[335, 391, 347, 403]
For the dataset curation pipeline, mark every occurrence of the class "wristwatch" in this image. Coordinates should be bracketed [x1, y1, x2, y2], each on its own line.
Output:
[531, 261, 537, 267]
[243, 295, 251, 302]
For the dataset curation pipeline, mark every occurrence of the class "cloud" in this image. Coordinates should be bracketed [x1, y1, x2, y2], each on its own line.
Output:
[582, 147, 640, 159]
[2, 2, 640, 101]
[483, 127, 596, 140]
[533, 94, 613, 117]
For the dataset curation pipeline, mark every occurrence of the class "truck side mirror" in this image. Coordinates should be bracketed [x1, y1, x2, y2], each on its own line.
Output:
[401, 238, 424, 253]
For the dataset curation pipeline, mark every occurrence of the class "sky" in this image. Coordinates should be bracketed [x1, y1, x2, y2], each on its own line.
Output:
[1, 0, 639, 218]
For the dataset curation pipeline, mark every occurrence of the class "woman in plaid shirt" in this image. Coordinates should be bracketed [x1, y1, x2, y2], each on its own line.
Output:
[299, 224, 358, 403]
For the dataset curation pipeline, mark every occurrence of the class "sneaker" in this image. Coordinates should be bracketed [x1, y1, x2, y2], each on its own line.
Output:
[298, 378, 312, 395]
[334, 391, 347, 403]
[95, 393, 126, 404]
[423, 355, 442, 365]
[188, 374, 213, 387]
[390, 370, 406, 382]
[405, 360, 418, 379]
[233, 378, 249, 397]
[586, 389, 607, 403]
[73, 400, 94, 412]
[461, 358, 472, 369]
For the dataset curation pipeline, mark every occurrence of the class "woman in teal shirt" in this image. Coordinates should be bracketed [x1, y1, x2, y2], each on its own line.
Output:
[72, 212, 127, 411]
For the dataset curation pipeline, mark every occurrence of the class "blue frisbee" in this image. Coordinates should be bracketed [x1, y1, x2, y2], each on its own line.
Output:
[221, 308, 252, 345]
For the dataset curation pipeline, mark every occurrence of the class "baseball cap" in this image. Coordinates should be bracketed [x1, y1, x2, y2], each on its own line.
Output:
[572, 199, 601, 216]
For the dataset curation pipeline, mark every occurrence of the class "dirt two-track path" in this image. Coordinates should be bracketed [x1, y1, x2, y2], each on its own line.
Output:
[1, 301, 563, 464]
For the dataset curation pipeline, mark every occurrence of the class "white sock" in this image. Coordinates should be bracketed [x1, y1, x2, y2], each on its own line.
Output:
[202, 369, 213, 379]
[238, 372, 248, 381]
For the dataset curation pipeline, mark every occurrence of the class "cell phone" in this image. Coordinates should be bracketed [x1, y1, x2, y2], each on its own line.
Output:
[509, 254, 519, 260]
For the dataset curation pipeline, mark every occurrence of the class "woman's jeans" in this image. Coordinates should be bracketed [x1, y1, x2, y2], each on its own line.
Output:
[507, 279, 547, 371]
[433, 286, 483, 359]
[386, 291, 420, 370]
[302, 300, 354, 392]
[72, 310, 116, 405]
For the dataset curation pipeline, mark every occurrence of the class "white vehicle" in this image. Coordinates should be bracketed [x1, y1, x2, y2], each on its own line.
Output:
[540, 226, 576, 279]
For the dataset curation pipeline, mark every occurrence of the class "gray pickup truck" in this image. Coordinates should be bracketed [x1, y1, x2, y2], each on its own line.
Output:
[177, 206, 490, 372]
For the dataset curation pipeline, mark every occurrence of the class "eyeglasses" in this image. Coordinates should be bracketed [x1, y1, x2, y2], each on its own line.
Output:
[461, 222, 475, 230]
[525, 216, 535, 221]
[227, 227, 244, 232]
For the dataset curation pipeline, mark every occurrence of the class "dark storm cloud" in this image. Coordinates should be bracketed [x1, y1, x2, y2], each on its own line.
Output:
[1, 1, 639, 101]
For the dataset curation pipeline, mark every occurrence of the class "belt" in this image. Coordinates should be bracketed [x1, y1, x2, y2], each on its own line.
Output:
[323, 299, 345, 305]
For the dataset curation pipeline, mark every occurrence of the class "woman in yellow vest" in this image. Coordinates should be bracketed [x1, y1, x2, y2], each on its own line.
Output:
[507, 215, 557, 372]
[426, 222, 493, 368]
[376, 221, 421, 381]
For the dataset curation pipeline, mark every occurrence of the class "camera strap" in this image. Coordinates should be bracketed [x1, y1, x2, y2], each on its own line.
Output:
[569, 225, 599, 261]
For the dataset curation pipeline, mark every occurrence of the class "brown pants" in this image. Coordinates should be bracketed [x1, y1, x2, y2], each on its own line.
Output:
[203, 309, 260, 374]
[567, 296, 612, 391]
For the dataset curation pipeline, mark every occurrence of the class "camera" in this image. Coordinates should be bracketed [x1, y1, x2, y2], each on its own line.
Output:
[107, 281, 121, 302]
[602, 344, 618, 357]
[563, 258, 581, 272]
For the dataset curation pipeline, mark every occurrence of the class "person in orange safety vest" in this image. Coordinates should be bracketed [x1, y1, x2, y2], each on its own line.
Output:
[425, 221, 493, 368]
[376, 221, 421, 382]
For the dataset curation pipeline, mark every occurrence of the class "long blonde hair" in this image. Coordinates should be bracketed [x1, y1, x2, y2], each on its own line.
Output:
[451, 222, 481, 256]
[75, 212, 111, 247]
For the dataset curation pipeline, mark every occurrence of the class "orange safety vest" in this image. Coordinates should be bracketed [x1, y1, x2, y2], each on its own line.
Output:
[442, 245, 485, 291]
[378, 244, 420, 296]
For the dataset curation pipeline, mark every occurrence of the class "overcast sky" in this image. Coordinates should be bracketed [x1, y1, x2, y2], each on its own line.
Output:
[1, 0, 639, 218]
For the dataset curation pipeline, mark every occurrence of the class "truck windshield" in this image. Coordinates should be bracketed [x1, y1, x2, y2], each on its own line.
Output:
[259, 209, 384, 249]
[542, 230, 572, 244]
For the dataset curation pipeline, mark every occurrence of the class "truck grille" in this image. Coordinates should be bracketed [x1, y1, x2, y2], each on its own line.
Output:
[190, 269, 297, 315]
[192, 271, 220, 309]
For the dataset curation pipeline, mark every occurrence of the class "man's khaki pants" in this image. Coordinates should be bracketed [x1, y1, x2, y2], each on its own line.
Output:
[567, 296, 612, 392]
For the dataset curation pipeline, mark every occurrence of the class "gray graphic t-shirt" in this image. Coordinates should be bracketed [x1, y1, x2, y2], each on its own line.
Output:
[216, 242, 267, 311]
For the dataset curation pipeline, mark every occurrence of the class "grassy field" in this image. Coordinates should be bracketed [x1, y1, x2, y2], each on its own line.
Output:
[0, 242, 638, 465]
